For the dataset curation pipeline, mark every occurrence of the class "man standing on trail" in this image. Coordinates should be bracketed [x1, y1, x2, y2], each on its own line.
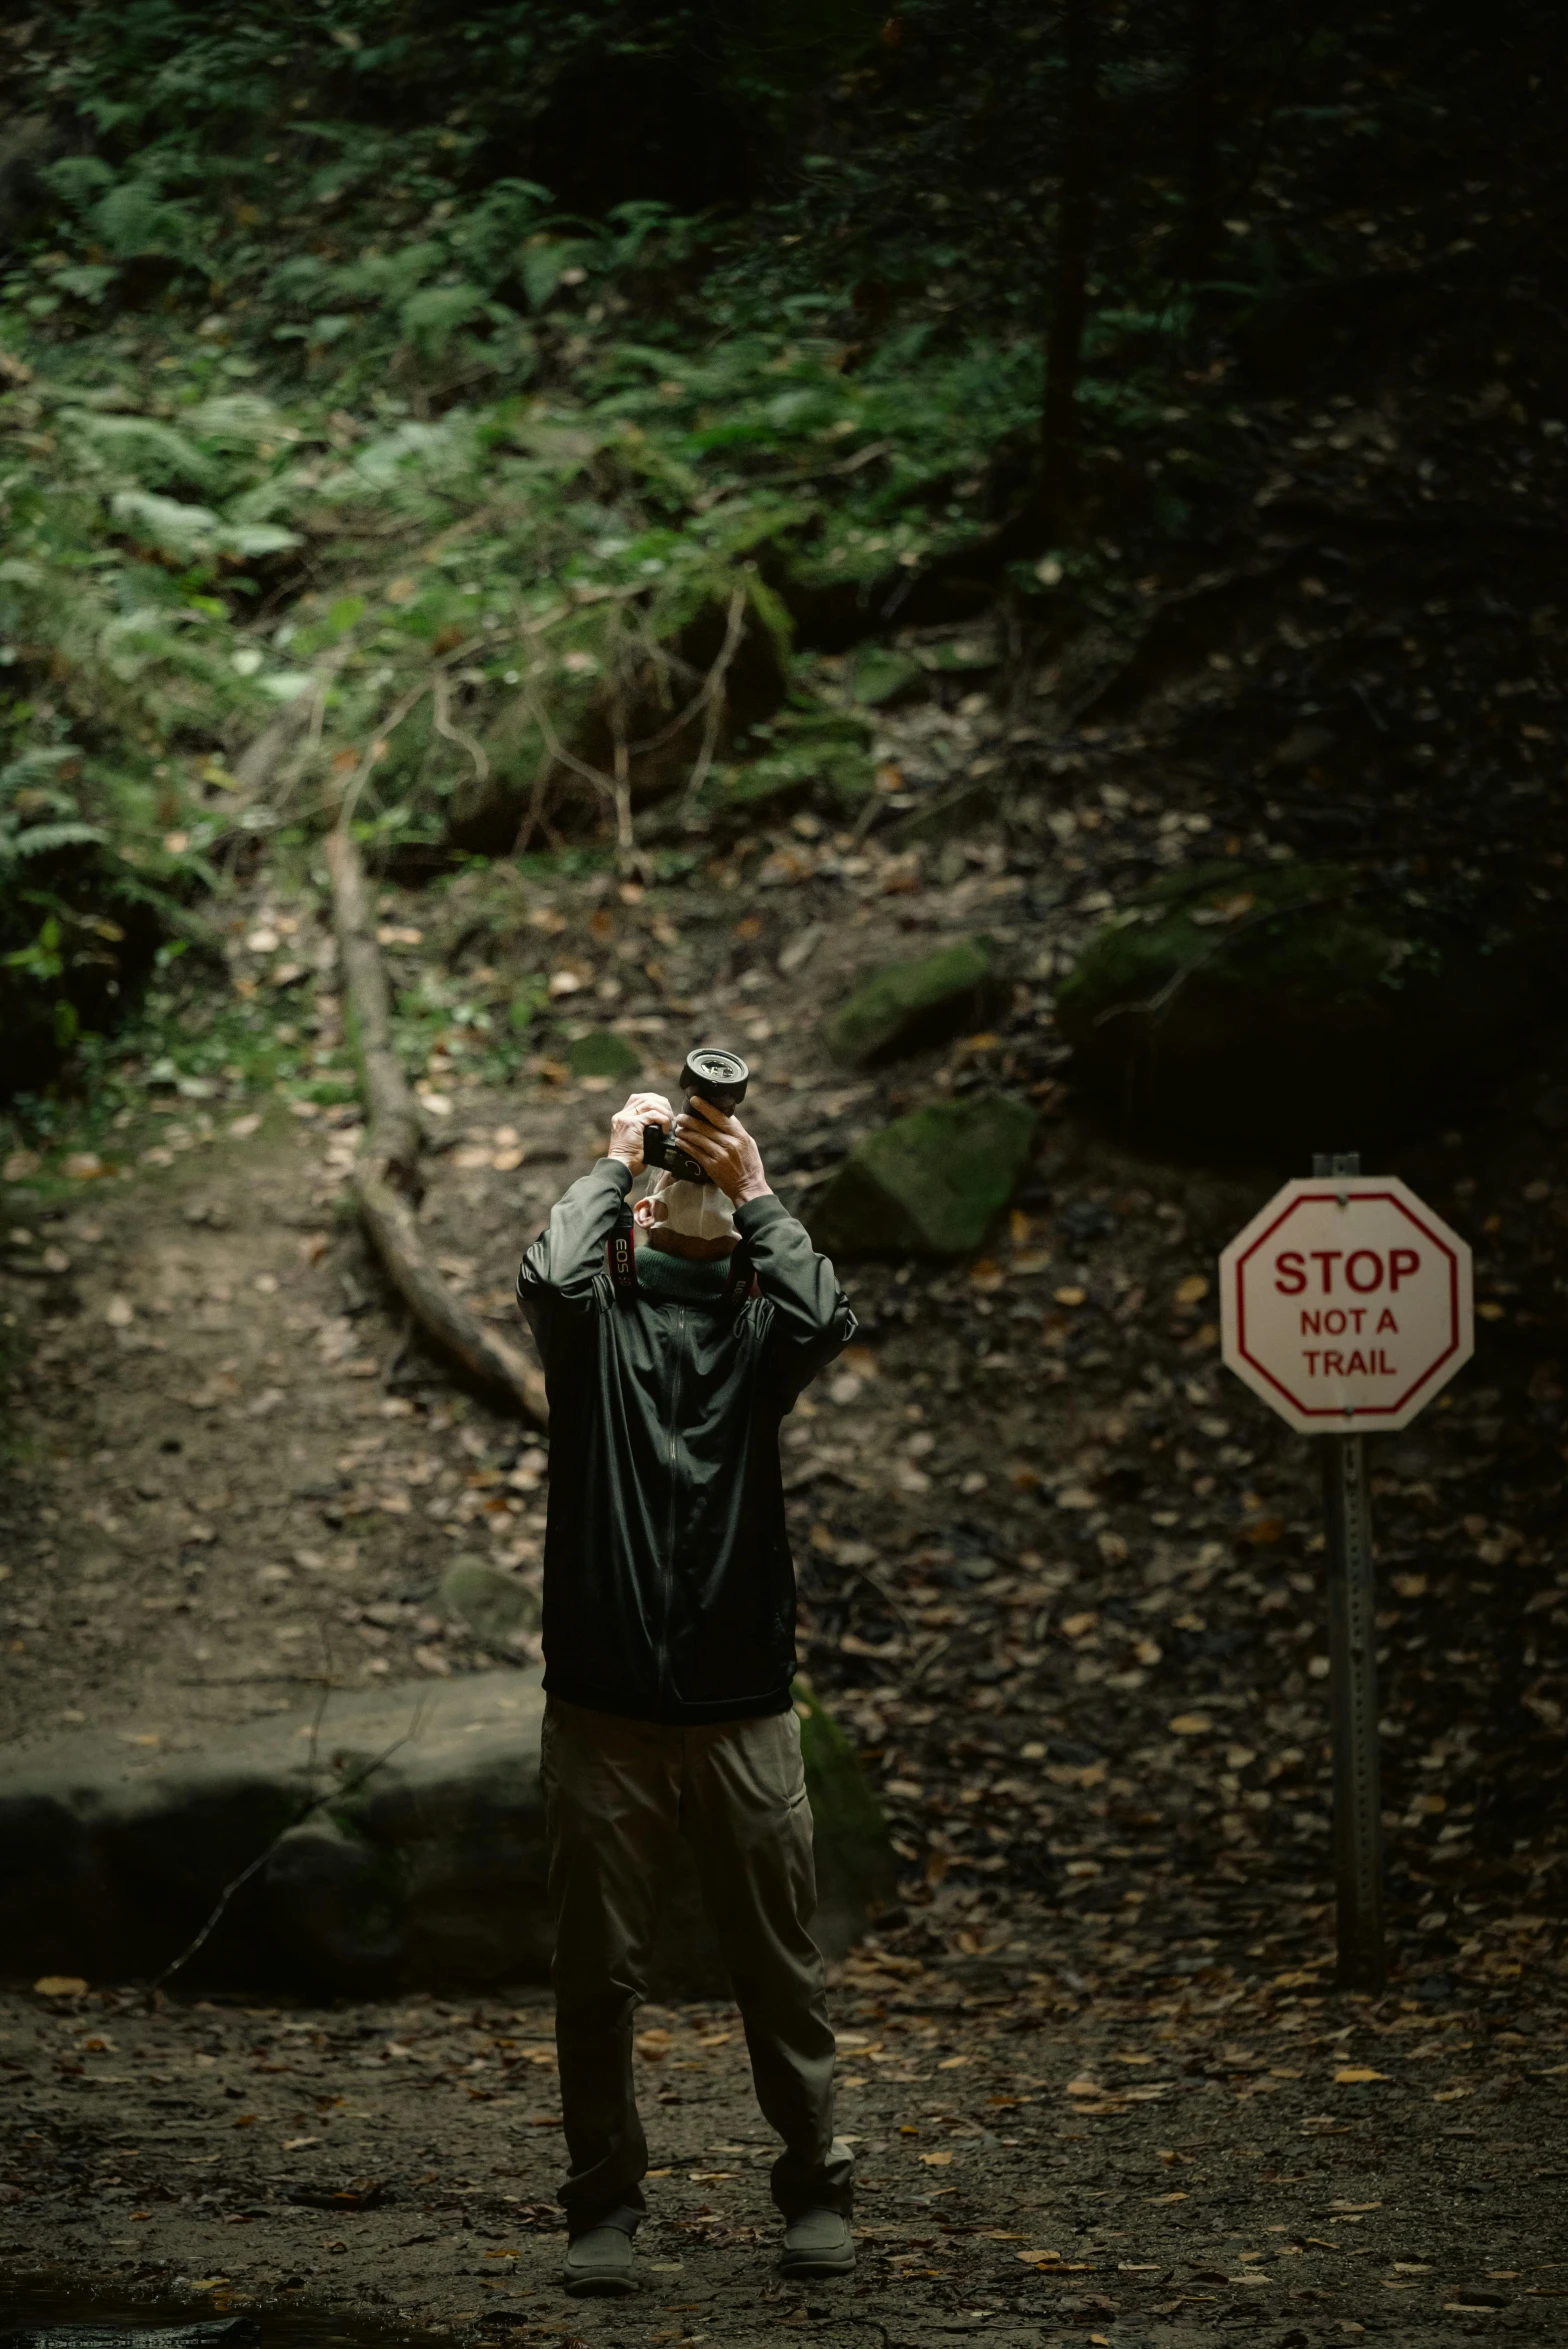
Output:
[516, 1074, 858, 2299]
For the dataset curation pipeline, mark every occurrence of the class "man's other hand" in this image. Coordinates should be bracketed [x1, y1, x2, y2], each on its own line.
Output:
[608, 1092, 675, 1174]
[673, 1098, 771, 1206]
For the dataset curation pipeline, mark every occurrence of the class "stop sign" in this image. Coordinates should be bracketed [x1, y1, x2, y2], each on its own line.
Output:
[1219, 1174, 1473, 1432]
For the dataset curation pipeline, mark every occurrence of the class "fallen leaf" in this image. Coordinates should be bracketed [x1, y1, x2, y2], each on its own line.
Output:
[1173, 1274, 1210, 1308]
[33, 1977, 87, 1998]
[918, 2150, 953, 2166]
[1334, 2067, 1387, 2084]
[1168, 1713, 1212, 1736]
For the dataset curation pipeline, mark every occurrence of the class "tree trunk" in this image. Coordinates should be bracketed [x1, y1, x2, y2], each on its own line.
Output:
[1039, 0, 1099, 538]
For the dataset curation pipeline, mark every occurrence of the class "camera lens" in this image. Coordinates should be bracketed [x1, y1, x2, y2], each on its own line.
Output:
[682, 1047, 749, 1113]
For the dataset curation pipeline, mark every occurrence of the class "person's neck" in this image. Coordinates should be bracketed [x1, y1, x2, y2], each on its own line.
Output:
[634, 1242, 731, 1296]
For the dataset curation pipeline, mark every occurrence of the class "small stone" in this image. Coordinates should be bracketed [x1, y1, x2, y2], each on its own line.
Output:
[440, 1557, 542, 1647]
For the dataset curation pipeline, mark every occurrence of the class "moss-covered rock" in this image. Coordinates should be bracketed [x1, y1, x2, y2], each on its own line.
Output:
[807, 1093, 1037, 1257]
[0, 1666, 894, 1998]
[1057, 862, 1543, 1149]
[565, 1028, 641, 1082]
[825, 936, 1009, 1069]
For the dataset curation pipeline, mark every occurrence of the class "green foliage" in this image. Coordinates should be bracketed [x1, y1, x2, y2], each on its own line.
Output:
[0, 743, 203, 1094]
[0, 0, 1403, 1110]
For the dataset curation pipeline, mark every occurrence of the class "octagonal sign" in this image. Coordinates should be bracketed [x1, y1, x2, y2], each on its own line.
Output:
[1220, 1174, 1473, 1433]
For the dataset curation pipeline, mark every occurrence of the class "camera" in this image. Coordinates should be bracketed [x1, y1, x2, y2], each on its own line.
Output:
[643, 1047, 750, 1186]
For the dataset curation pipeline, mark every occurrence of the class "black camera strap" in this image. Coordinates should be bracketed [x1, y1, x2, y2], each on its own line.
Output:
[724, 1237, 758, 1307]
[607, 1203, 638, 1295]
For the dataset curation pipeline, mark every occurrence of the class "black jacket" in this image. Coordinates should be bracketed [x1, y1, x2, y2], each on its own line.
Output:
[516, 1159, 856, 1724]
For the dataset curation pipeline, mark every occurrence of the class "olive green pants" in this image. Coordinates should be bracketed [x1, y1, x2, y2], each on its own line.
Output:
[540, 1695, 853, 2233]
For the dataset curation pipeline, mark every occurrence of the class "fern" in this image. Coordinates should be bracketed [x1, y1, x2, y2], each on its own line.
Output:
[8, 821, 108, 861]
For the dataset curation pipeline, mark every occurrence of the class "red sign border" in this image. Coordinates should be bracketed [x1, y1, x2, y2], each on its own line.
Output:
[1231, 1186, 1462, 1423]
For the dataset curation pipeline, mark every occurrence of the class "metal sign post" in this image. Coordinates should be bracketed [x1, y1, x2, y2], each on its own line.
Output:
[1219, 1155, 1474, 1995]
[1314, 1154, 1383, 1990]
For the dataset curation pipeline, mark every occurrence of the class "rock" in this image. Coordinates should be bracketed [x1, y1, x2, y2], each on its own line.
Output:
[566, 1028, 641, 1082]
[794, 1682, 894, 1931]
[0, 1671, 890, 1996]
[440, 1556, 541, 1646]
[1056, 862, 1547, 1152]
[824, 937, 1009, 1069]
[807, 1094, 1038, 1257]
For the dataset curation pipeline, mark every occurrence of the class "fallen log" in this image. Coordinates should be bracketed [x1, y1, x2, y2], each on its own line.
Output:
[325, 823, 548, 1426]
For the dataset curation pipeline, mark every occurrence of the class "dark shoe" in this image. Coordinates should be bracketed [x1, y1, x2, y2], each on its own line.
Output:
[562, 2221, 636, 2296]
[780, 2208, 855, 2278]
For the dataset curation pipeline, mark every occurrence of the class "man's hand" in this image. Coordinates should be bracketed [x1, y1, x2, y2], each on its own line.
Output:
[673, 1097, 771, 1206]
[607, 1091, 675, 1175]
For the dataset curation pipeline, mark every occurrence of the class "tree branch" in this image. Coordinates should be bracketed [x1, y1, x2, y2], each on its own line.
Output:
[325, 819, 548, 1425]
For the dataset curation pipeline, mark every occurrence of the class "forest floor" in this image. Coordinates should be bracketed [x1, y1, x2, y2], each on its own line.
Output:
[4, 3, 1568, 2338]
[3, 1958, 1568, 2348]
[4, 754, 1568, 2341]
